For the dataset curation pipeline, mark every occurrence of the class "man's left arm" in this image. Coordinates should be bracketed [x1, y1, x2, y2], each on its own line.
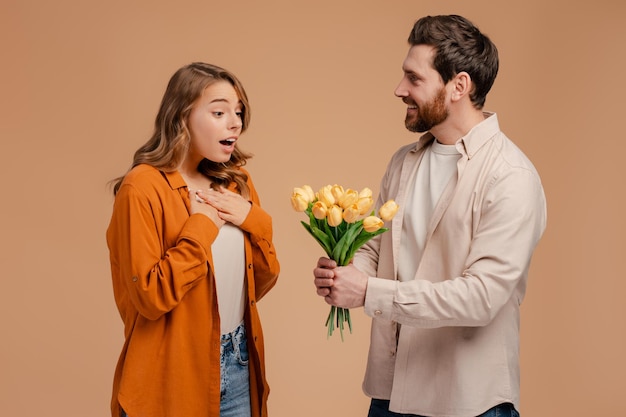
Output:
[363, 166, 547, 327]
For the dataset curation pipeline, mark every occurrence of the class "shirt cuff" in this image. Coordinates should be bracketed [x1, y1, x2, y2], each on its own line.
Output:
[364, 277, 397, 320]
[180, 213, 219, 253]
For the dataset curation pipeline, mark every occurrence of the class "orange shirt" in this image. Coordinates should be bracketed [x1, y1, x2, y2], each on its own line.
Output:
[106, 164, 280, 417]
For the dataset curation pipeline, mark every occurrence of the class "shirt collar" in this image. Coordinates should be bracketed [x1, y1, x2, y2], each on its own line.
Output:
[410, 112, 500, 159]
[163, 170, 187, 190]
[456, 112, 499, 159]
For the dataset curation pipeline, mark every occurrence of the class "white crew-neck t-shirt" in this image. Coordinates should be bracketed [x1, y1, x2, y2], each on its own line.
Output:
[211, 223, 246, 334]
[398, 140, 461, 282]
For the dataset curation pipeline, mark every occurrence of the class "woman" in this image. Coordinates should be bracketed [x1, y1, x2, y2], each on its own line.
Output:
[107, 62, 280, 417]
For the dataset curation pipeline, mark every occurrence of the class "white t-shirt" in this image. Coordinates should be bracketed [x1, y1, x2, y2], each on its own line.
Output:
[211, 223, 246, 334]
[398, 140, 461, 282]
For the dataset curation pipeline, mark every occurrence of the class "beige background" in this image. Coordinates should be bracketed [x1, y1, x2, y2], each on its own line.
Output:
[1, 0, 625, 416]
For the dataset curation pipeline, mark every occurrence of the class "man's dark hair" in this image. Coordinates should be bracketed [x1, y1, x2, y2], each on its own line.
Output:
[408, 15, 499, 109]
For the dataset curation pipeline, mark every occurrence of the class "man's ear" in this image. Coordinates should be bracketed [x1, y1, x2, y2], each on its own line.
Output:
[450, 71, 472, 102]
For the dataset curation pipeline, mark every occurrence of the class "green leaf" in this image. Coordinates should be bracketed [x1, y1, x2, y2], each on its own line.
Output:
[342, 227, 388, 265]
[301, 221, 334, 257]
[339, 223, 364, 265]
[331, 225, 354, 264]
[321, 220, 338, 246]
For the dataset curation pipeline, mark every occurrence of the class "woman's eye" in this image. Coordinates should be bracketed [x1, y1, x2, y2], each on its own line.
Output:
[235, 111, 243, 118]
[213, 111, 224, 117]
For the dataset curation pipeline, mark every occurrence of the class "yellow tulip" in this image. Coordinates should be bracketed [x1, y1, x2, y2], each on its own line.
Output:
[338, 188, 359, 209]
[342, 204, 360, 224]
[363, 216, 384, 232]
[379, 200, 399, 222]
[327, 204, 344, 227]
[356, 195, 374, 215]
[317, 185, 336, 206]
[301, 185, 316, 202]
[312, 201, 328, 220]
[293, 186, 314, 204]
[291, 192, 309, 212]
[330, 184, 344, 202]
[359, 187, 373, 199]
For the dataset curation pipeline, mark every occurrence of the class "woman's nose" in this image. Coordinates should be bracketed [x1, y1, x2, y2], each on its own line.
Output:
[231, 114, 242, 129]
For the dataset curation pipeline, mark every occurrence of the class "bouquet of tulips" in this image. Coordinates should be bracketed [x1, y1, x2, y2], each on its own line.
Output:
[291, 184, 399, 340]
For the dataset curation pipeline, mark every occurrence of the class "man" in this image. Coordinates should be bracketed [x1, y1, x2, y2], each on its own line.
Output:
[313, 15, 546, 417]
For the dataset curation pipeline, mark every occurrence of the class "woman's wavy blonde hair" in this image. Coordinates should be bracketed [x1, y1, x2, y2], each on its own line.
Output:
[112, 62, 253, 197]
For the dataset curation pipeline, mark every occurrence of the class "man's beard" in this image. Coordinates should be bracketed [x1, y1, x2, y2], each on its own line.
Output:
[404, 87, 448, 133]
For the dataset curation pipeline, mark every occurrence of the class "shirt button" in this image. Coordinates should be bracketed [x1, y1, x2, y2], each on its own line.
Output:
[250, 300, 256, 306]
[390, 350, 395, 356]
[248, 263, 253, 269]
[132, 276, 138, 282]
[374, 310, 382, 316]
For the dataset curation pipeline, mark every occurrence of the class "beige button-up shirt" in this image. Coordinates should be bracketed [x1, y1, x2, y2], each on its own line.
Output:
[355, 113, 547, 416]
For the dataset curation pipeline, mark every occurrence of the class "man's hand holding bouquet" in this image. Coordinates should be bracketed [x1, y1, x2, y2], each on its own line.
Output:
[291, 184, 399, 340]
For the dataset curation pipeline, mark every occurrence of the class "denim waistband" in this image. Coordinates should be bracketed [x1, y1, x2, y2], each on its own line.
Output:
[221, 321, 246, 345]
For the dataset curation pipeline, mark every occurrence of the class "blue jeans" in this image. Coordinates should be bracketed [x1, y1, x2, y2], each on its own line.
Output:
[220, 322, 251, 417]
[121, 323, 251, 417]
[367, 399, 520, 417]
